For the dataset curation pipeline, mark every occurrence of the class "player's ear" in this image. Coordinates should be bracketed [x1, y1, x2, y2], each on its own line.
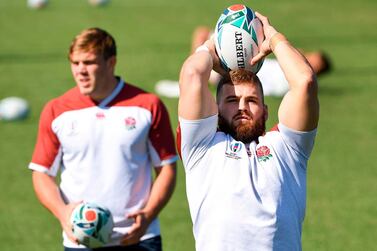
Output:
[263, 104, 268, 122]
[108, 56, 116, 66]
[107, 56, 116, 71]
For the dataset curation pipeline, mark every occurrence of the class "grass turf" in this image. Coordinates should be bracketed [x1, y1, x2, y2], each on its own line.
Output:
[0, 0, 376, 250]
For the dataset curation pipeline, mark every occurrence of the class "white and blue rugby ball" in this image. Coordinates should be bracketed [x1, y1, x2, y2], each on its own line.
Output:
[71, 202, 114, 248]
[214, 4, 265, 73]
[88, 0, 110, 7]
[27, 0, 48, 9]
[0, 97, 30, 121]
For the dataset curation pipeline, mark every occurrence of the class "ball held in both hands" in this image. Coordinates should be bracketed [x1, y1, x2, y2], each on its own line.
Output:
[70, 202, 114, 248]
[214, 4, 265, 73]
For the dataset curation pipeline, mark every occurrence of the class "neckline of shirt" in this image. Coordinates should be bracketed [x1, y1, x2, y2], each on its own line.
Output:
[98, 78, 125, 108]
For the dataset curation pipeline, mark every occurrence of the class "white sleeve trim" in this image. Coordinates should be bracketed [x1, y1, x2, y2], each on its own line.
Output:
[28, 163, 56, 176]
[148, 139, 178, 167]
[28, 147, 62, 176]
[157, 155, 179, 168]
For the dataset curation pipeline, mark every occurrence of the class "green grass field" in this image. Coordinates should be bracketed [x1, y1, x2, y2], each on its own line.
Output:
[0, 0, 376, 250]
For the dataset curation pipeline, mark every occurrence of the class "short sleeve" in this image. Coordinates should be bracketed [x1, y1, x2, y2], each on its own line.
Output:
[177, 114, 218, 170]
[148, 98, 178, 167]
[29, 101, 61, 176]
[278, 123, 317, 159]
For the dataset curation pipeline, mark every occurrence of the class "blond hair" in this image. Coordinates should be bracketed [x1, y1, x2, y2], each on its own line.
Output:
[69, 27, 116, 60]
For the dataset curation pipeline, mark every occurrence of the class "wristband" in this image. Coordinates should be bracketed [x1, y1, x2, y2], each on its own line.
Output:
[269, 32, 288, 51]
[195, 45, 210, 53]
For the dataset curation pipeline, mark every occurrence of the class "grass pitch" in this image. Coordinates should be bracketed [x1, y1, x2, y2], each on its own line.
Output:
[0, 0, 376, 250]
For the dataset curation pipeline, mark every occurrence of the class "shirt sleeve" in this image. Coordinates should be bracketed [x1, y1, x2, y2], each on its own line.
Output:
[177, 114, 218, 171]
[277, 123, 317, 160]
[28, 101, 62, 176]
[148, 98, 178, 167]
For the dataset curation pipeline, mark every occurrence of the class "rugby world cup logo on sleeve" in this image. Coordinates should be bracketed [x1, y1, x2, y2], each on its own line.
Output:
[124, 117, 136, 130]
[256, 146, 273, 162]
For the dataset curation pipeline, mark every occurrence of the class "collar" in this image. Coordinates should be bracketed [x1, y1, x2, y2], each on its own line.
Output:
[98, 78, 124, 108]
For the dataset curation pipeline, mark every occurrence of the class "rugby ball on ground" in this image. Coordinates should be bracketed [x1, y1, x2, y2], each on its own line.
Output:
[27, 0, 48, 9]
[71, 202, 114, 248]
[88, 0, 110, 7]
[0, 97, 30, 121]
[214, 4, 265, 73]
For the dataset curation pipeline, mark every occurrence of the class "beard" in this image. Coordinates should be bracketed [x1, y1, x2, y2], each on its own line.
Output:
[218, 112, 266, 144]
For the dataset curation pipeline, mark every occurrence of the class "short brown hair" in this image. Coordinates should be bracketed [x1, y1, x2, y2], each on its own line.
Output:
[216, 69, 264, 102]
[69, 27, 116, 60]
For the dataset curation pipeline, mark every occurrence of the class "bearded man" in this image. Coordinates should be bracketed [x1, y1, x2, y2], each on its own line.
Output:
[177, 12, 319, 251]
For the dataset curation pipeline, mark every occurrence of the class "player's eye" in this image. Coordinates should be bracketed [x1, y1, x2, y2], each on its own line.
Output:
[83, 60, 97, 65]
[226, 98, 238, 103]
[247, 97, 258, 103]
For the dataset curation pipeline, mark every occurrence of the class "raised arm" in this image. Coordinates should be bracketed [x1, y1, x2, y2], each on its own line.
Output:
[252, 12, 319, 131]
[178, 41, 220, 120]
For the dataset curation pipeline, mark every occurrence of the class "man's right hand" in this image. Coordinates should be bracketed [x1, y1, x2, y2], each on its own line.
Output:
[58, 202, 81, 244]
[32, 171, 81, 245]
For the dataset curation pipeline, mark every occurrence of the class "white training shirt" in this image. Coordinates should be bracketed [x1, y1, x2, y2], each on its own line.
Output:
[257, 58, 290, 97]
[29, 79, 178, 248]
[177, 114, 316, 251]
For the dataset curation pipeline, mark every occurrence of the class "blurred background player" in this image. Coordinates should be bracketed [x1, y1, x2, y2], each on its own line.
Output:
[29, 28, 177, 251]
[155, 26, 331, 98]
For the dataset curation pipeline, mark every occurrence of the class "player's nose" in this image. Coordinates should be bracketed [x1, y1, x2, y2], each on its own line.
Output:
[238, 100, 247, 111]
[77, 62, 87, 73]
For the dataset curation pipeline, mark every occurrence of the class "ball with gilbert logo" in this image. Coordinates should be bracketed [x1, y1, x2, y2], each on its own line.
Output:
[214, 4, 265, 73]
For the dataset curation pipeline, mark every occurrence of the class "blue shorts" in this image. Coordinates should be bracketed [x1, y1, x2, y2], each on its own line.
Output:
[64, 236, 162, 251]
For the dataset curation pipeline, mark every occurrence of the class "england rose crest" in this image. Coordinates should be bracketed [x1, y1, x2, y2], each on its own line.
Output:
[256, 146, 273, 162]
[124, 117, 136, 130]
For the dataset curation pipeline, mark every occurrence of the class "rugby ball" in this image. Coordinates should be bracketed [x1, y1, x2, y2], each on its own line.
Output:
[214, 4, 265, 73]
[0, 97, 30, 121]
[88, 0, 110, 7]
[71, 202, 114, 248]
[27, 0, 48, 9]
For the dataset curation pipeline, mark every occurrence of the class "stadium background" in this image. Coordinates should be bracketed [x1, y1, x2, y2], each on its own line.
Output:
[0, 0, 376, 250]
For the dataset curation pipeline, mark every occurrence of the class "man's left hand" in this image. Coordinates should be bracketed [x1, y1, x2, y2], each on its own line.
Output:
[121, 210, 151, 246]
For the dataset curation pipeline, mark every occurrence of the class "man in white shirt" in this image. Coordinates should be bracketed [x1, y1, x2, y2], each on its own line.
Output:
[177, 12, 319, 251]
[29, 27, 178, 250]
